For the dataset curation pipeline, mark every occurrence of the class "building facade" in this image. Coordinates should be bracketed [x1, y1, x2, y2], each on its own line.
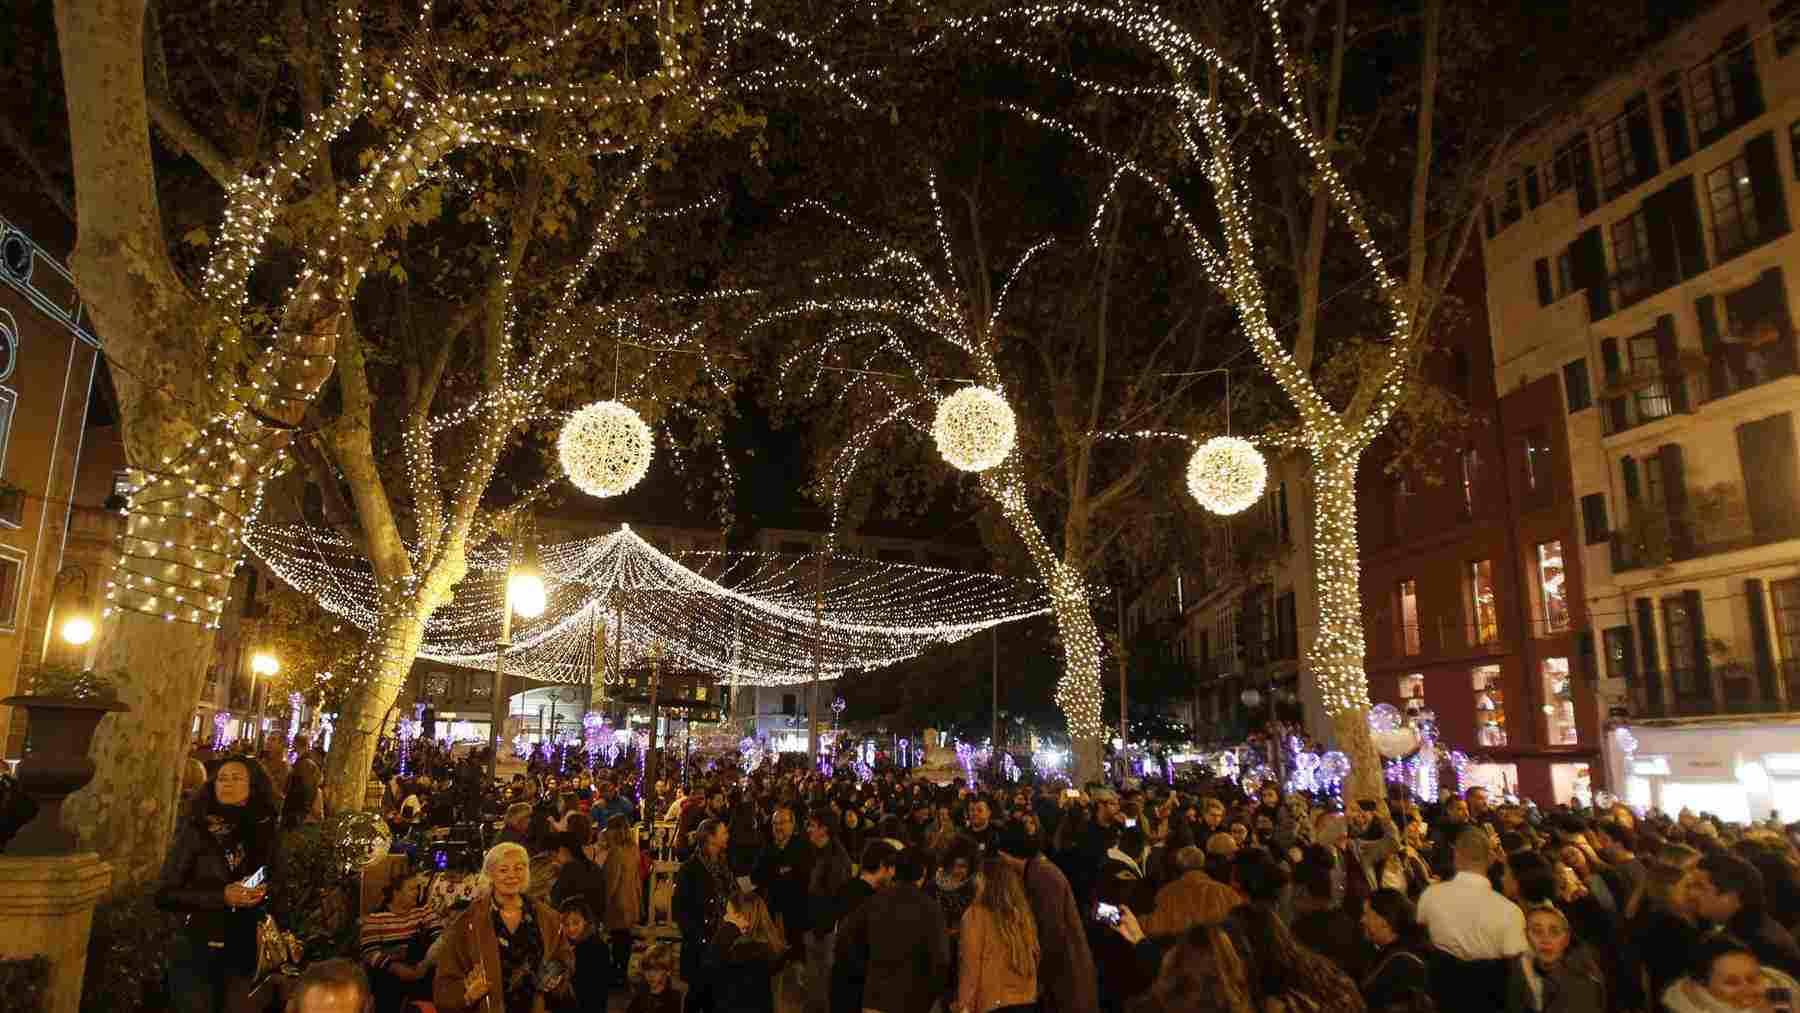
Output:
[1479, 0, 1800, 817]
[0, 207, 124, 758]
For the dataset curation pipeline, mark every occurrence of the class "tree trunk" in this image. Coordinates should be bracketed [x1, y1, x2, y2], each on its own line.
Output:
[1305, 444, 1382, 803]
[322, 593, 430, 814]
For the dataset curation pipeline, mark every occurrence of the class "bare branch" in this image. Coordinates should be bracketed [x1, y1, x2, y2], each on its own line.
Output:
[0, 119, 75, 222]
[145, 90, 236, 187]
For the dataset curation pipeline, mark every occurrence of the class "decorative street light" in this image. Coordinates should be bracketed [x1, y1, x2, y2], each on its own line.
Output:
[490, 523, 543, 783]
[50, 565, 96, 653]
[250, 651, 279, 742]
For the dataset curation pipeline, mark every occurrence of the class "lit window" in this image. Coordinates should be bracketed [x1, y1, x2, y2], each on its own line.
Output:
[1610, 211, 1652, 302]
[1467, 560, 1499, 645]
[1541, 656, 1580, 744]
[1474, 664, 1508, 747]
[1397, 579, 1421, 656]
[1706, 154, 1762, 259]
[1536, 540, 1570, 633]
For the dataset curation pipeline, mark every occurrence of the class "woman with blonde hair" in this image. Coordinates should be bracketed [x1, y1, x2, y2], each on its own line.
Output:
[601, 813, 643, 986]
[955, 857, 1040, 1013]
[433, 842, 575, 1013]
[707, 889, 787, 1013]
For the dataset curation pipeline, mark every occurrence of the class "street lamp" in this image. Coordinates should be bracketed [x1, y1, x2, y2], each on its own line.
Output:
[250, 651, 279, 742]
[490, 530, 544, 784]
[49, 565, 96, 655]
[60, 615, 95, 646]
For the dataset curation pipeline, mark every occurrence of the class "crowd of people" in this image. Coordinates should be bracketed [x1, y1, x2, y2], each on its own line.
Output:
[141, 730, 1800, 1013]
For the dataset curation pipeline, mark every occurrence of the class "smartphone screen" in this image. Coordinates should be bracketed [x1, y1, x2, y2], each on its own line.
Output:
[241, 866, 267, 890]
[1095, 902, 1122, 926]
[1125, 818, 1137, 829]
[1064, 789, 1081, 799]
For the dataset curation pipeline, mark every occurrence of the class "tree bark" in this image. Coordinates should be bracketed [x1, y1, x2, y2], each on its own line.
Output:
[321, 591, 430, 815]
[1305, 445, 1382, 803]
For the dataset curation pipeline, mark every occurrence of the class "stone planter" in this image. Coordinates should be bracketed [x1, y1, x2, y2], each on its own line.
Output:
[2, 696, 128, 856]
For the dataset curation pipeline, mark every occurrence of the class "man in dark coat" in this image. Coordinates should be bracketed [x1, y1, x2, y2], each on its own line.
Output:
[753, 803, 812, 944]
[673, 819, 734, 1013]
[828, 842, 898, 1013]
[1691, 850, 1800, 980]
[996, 824, 1099, 1013]
[833, 847, 947, 1013]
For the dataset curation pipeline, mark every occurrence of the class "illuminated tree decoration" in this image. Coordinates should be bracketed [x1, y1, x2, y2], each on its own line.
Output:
[559, 400, 655, 498]
[1186, 436, 1267, 516]
[933, 386, 1017, 472]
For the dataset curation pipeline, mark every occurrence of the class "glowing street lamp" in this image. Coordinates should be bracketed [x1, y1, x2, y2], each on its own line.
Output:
[60, 615, 95, 646]
[251, 652, 281, 678]
[507, 569, 548, 619]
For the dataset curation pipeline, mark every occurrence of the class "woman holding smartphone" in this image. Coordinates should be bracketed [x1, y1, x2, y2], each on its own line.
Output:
[155, 756, 280, 1013]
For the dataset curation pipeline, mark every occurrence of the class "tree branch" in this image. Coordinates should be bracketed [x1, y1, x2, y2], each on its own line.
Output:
[145, 89, 236, 187]
[1290, 0, 1348, 374]
[0, 119, 75, 222]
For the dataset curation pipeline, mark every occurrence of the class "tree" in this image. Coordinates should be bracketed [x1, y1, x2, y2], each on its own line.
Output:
[40, 0, 747, 883]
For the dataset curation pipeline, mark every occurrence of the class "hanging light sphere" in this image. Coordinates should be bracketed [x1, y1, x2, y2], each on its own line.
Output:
[559, 400, 654, 498]
[1186, 436, 1268, 515]
[1319, 751, 1351, 783]
[932, 386, 1017, 472]
[1369, 703, 1404, 734]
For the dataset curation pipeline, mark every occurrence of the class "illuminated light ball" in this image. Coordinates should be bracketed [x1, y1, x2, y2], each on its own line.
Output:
[932, 386, 1016, 472]
[1372, 728, 1420, 759]
[342, 812, 392, 867]
[1369, 703, 1404, 734]
[1214, 751, 1240, 781]
[60, 616, 96, 646]
[559, 400, 654, 498]
[1186, 436, 1268, 516]
[1318, 751, 1351, 783]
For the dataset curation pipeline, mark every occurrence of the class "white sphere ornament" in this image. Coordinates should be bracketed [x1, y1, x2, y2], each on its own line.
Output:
[1369, 703, 1404, 734]
[933, 386, 1016, 472]
[1186, 436, 1268, 515]
[559, 400, 654, 498]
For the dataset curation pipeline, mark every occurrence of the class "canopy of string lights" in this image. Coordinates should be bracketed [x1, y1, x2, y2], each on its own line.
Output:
[247, 523, 1051, 686]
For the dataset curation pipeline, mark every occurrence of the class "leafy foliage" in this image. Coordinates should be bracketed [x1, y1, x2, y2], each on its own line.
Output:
[18, 665, 122, 704]
[0, 957, 49, 1013]
[82, 887, 182, 1011]
[269, 813, 389, 961]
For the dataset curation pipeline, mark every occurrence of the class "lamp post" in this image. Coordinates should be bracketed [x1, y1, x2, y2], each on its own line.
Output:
[46, 565, 96, 663]
[490, 534, 546, 785]
[250, 651, 280, 742]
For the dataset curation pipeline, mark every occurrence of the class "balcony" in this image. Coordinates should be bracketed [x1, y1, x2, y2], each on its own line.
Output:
[1600, 368, 1686, 437]
[1628, 663, 1800, 719]
[1610, 483, 1799, 574]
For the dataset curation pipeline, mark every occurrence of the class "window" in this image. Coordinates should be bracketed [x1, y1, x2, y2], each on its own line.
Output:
[1524, 167, 1542, 210]
[780, 693, 797, 716]
[1399, 672, 1425, 709]
[1691, 29, 1760, 141]
[1604, 626, 1638, 683]
[1390, 474, 1412, 540]
[1550, 134, 1592, 196]
[1707, 154, 1762, 258]
[1275, 591, 1298, 660]
[1581, 493, 1611, 545]
[1501, 178, 1522, 226]
[1736, 412, 1800, 542]
[0, 547, 21, 630]
[1541, 657, 1580, 744]
[1397, 579, 1421, 656]
[1610, 211, 1652, 302]
[1474, 665, 1508, 747]
[1460, 449, 1482, 515]
[1563, 359, 1592, 412]
[1627, 328, 1673, 421]
[1773, 577, 1800, 661]
[1466, 560, 1499, 645]
[1273, 482, 1291, 544]
[1662, 595, 1702, 699]
[1556, 250, 1577, 299]
[1523, 427, 1553, 497]
[1660, 72, 1693, 163]
[1595, 97, 1654, 198]
[1536, 540, 1570, 634]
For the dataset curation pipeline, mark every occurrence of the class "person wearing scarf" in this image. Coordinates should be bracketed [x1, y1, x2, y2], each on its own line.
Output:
[434, 843, 575, 1013]
[157, 756, 280, 1013]
[675, 819, 736, 1013]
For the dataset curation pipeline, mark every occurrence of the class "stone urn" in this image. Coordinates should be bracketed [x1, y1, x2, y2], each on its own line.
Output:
[2, 695, 128, 856]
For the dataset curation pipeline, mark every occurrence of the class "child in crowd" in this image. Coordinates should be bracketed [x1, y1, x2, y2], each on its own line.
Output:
[627, 943, 682, 1013]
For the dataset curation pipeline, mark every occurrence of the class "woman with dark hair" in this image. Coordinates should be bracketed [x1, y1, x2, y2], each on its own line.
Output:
[1226, 901, 1365, 1012]
[548, 828, 607, 918]
[157, 756, 281, 1013]
[840, 805, 870, 862]
[1663, 931, 1800, 1012]
[1358, 889, 1431, 1011]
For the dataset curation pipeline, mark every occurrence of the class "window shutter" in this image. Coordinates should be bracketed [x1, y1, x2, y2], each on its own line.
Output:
[1535, 258, 1554, 306]
[1570, 227, 1611, 320]
[1626, 95, 1660, 185]
[1755, 267, 1798, 377]
[1729, 29, 1765, 121]
[1745, 132, 1790, 238]
[1485, 200, 1498, 238]
[1577, 630, 1597, 684]
[1581, 493, 1610, 545]
[1683, 588, 1711, 692]
[1575, 139, 1599, 214]
[1525, 169, 1542, 210]
[1697, 294, 1729, 399]
[1735, 412, 1800, 542]
[1660, 76, 1692, 163]
[1745, 579, 1779, 699]
[1635, 598, 1661, 675]
[1621, 455, 1641, 501]
[1600, 337, 1628, 432]
[1667, 177, 1708, 280]
[1643, 188, 1679, 292]
[1654, 314, 1688, 412]
[1659, 443, 1692, 556]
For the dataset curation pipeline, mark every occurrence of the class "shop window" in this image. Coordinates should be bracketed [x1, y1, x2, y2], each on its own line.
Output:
[1397, 579, 1421, 656]
[1542, 656, 1580, 744]
[1536, 540, 1570, 634]
[1474, 665, 1508, 747]
[1466, 560, 1500, 645]
[1399, 672, 1425, 711]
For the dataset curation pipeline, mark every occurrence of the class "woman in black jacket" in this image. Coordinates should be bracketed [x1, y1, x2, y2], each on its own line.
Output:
[157, 756, 280, 1013]
[707, 890, 787, 1013]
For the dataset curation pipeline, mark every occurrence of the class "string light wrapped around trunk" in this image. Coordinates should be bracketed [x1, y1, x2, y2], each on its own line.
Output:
[1186, 436, 1268, 515]
[933, 385, 1017, 472]
[559, 400, 654, 498]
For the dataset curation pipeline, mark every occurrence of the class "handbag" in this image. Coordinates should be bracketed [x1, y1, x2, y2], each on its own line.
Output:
[254, 912, 306, 981]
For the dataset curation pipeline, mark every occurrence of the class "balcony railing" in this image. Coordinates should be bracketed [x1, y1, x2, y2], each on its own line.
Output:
[1629, 664, 1798, 718]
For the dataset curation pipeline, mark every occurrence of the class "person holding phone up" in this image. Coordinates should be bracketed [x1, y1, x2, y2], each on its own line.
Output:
[156, 756, 281, 1013]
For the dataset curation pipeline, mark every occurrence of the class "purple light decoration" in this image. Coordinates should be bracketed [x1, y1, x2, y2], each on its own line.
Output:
[212, 710, 231, 749]
[898, 738, 910, 768]
[954, 741, 975, 784]
[1001, 753, 1020, 784]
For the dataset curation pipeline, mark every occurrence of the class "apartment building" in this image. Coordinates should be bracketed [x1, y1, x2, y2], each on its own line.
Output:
[1126, 457, 1317, 744]
[1480, 0, 1800, 819]
[0, 203, 125, 758]
[1359, 269, 1596, 804]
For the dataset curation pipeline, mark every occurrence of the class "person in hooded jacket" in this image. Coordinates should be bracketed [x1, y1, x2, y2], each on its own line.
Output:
[157, 756, 281, 1013]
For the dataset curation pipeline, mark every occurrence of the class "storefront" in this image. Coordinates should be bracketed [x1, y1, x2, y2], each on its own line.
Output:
[1604, 719, 1800, 822]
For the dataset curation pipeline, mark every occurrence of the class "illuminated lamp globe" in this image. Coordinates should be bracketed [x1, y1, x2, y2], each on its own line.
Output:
[1186, 436, 1268, 515]
[932, 386, 1016, 472]
[559, 400, 654, 498]
[60, 615, 96, 646]
[507, 571, 547, 619]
